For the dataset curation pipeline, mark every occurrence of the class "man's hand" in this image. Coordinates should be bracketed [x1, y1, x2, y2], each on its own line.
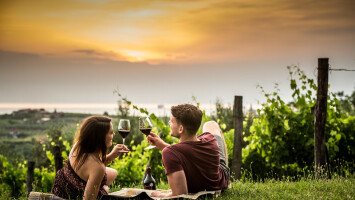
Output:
[146, 132, 169, 150]
[150, 191, 172, 198]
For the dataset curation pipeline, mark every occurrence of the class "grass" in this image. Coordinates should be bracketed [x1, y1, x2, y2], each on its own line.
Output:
[108, 174, 355, 200]
[1, 172, 354, 199]
[215, 174, 355, 199]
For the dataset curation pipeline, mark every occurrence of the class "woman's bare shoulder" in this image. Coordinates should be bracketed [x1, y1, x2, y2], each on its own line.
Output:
[84, 156, 105, 180]
[85, 154, 105, 171]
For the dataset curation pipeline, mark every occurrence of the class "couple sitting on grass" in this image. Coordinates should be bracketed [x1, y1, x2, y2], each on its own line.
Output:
[52, 104, 230, 199]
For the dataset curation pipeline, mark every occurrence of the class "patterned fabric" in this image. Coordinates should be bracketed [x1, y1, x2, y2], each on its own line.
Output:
[52, 159, 107, 199]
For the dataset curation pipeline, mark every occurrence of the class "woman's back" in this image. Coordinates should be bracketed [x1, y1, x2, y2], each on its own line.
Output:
[69, 146, 105, 182]
[51, 146, 107, 199]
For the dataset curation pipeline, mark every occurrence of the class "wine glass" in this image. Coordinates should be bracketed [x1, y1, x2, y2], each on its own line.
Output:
[118, 119, 130, 152]
[139, 117, 155, 149]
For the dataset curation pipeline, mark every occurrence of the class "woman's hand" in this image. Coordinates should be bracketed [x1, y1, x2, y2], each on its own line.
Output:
[111, 144, 130, 156]
[106, 144, 130, 165]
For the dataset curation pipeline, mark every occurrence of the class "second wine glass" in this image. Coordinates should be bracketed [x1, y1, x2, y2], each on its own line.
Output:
[139, 117, 155, 149]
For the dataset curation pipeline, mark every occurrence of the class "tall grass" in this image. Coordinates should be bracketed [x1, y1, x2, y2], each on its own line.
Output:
[108, 166, 354, 200]
[216, 173, 354, 200]
[1, 166, 353, 199]
[133, 161, 354, 199]
[215, 161, 354, 199]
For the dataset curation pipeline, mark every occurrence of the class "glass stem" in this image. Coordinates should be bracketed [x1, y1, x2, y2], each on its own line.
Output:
[123, 138, 125, 145]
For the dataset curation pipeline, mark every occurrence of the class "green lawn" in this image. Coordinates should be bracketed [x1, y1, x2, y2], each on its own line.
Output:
[107, 174, 355, 199]
[3, 173, 354, 199]
[117, 174, 354, 199]
[215, 175, 354, 199]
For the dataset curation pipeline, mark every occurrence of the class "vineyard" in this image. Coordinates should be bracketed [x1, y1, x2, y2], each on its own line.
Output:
[0, 66, 354, 199]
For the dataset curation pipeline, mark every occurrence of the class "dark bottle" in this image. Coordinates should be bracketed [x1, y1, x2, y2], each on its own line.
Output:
[143, 167, 156, 190]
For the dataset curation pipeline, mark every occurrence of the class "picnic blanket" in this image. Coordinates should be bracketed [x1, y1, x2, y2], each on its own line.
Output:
[102, 188, 221, 200]
[29, 189, 221, 200]
[29, 192, 64, 200]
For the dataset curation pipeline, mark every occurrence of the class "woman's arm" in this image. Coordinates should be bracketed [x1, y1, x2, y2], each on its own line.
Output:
[83, 164, 106, 200]
[105, 144, 130, 165]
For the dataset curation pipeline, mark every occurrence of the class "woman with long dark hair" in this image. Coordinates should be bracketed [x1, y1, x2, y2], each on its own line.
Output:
[52, 115, 129, 199]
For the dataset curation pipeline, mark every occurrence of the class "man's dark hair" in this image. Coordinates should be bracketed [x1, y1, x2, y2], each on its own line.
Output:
[171, 104, 203, 134]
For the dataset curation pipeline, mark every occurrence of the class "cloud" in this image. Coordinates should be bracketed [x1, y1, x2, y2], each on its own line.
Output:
[72, 49, 104, 56]
[0, 0, 354, 65]
[72, 49, 92, 55]
[0, 50, 40, 63]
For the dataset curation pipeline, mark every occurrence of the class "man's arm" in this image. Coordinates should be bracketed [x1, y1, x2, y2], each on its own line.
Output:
[151, 170, 188, 198]
[167, 170, 188, 196]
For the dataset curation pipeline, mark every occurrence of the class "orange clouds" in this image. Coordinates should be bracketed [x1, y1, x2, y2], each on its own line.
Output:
[0, 0, 354, 64]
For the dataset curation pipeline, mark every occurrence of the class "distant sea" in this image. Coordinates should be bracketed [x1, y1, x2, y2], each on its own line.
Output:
[0, 103, 220, 116]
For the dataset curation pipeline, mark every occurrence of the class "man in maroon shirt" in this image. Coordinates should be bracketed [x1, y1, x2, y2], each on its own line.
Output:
[147, 104, 230, 198]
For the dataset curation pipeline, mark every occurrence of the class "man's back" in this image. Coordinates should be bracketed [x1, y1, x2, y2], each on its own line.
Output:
[162, 132, 229, 193]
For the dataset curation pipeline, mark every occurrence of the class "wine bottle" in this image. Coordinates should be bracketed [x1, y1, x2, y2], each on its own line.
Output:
[143, 167, 156, 190]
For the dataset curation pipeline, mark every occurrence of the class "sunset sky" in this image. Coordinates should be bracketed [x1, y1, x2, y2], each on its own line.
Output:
[1, 0, 354, 114]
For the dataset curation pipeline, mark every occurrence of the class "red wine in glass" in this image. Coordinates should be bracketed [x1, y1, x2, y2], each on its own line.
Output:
[118, 130, 130, 139]
[118, 119, 130, 150]
[140, 128, 152, 136]
[139, 117, 155, 149]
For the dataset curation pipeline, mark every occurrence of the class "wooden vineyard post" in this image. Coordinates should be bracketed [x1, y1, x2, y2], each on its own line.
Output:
[231, 96, 243, 180]
[53, 145, 63, 173]
[26, 161, 35, 196]
[314, 58, 330, 178]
